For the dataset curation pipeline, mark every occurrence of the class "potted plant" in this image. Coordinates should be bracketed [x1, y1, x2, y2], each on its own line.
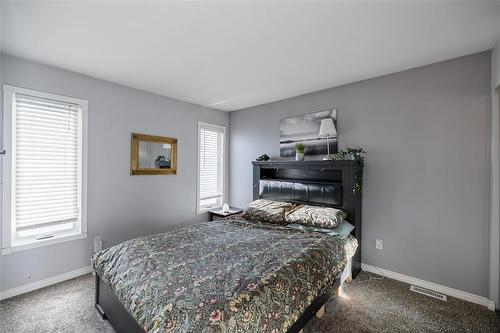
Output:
[295, 142, 305, 161]
[332, 147, 366, 193]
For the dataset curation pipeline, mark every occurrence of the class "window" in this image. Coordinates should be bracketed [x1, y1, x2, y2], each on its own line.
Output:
[2, 85, 87, 254]
[197, 121, 225, 213]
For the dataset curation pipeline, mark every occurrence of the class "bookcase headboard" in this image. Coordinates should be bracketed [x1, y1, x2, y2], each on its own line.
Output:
[252, 160, 362, 277]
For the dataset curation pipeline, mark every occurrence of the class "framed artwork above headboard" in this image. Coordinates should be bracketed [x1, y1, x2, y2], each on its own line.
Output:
[252, 159, 362, 278]
[279, 109, 338, 158]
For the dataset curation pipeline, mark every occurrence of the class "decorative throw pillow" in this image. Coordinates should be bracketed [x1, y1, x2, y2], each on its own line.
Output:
[287, 221, 355, 240]
[242, 199, 297, 224]
[285, 204, 346, 229]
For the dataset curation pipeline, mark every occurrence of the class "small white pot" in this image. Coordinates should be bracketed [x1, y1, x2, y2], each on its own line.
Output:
[296, 152, 304, 161]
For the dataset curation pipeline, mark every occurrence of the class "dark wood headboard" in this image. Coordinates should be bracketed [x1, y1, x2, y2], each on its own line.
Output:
[252, 160, 362, 278]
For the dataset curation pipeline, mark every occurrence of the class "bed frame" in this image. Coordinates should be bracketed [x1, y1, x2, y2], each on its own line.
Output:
[95, 160, 362, 333]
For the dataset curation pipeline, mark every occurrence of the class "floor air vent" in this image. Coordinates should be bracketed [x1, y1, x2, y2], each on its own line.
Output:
[410, 285, 447, 301]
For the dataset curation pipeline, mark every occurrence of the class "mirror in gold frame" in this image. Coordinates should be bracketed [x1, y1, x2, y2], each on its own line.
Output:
[131, 133, 177, 175]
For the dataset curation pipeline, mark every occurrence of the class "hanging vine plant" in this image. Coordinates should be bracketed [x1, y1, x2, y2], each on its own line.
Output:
[332, 147, 365, 194]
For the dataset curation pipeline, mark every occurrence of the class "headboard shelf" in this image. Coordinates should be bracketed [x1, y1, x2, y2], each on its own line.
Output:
[252, 159, 362, 278]
[257, 178, 342, 185]
[252, 160, 356, 168]
[254, 160, 353, 182]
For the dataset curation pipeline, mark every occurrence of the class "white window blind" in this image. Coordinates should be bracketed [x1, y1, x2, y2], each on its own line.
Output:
[198, 122, 225, 211]
[14, 94, 81, 236]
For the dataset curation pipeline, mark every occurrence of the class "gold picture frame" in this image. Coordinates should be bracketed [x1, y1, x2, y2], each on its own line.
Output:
[130, 133, 177, 175]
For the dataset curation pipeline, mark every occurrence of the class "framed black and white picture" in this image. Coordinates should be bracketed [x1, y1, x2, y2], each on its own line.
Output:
[279, 109, 337, 158]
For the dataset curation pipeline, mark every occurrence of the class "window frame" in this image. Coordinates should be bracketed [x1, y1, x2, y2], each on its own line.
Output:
[1, 85, 88, 255]
[196, 121, 227, 214]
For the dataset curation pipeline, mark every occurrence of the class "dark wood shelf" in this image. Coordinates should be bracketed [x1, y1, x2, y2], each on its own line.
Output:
[208, 207, 243, 221]
[252, 160, 356, 167]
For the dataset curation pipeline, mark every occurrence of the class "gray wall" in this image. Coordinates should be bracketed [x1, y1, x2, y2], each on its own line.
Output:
[494, 40, 500, 89]
[229, 52, 492, 297]
[0, 55, 228, 291]
[0, 53, 3, 292]
[491, 40, 500, 306]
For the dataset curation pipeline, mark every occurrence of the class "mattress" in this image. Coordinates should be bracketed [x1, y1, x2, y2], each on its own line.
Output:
[91, 215, 357, 333]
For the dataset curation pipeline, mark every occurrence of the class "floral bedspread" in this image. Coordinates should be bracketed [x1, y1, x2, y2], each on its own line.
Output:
[91, 215, 357, 333]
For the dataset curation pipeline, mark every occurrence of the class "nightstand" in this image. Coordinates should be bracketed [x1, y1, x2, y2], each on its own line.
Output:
[208, 207, 243, 221]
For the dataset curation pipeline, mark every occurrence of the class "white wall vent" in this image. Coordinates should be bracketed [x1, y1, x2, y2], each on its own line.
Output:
[410, 285, 447, 301]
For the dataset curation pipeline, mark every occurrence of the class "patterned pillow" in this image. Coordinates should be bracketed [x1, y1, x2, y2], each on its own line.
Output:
[285, 204, 346, 229]
[242, 199, 297, 224]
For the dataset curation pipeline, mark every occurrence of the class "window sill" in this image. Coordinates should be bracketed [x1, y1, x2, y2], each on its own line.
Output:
[1, 232, 87, 255]
[197, 206, 222, 214]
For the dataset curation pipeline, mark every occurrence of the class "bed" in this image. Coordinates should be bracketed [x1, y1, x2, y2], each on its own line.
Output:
[93, 160, 362, 333]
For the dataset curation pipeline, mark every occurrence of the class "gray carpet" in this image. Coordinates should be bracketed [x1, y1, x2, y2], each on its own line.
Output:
[1, 271, 499, 332]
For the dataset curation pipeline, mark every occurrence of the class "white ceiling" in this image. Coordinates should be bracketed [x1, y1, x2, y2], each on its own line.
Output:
[1, 1, 500, 111]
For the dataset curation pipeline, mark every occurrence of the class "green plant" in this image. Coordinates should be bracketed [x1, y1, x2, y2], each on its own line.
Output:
[256, 154, 270, 161]
[332, 147, 365, 193]
[295, 142, 305, 153]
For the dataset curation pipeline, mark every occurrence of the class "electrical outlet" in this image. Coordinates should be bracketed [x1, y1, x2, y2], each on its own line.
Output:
[94, 236, 103, 253]
[376, 239, 383, 250]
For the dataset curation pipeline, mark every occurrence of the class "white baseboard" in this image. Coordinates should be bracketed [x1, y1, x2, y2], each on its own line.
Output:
[361, 263, 496, 311]
[0, 265, 92, 301]
[1, 263, 495, 311]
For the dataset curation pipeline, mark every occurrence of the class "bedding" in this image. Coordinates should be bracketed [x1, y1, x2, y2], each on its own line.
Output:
[91, 215, 357, 333]
[285, 204, 346, 229]
[287, 220, 355, 240]
[241, 199, 297, 224]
